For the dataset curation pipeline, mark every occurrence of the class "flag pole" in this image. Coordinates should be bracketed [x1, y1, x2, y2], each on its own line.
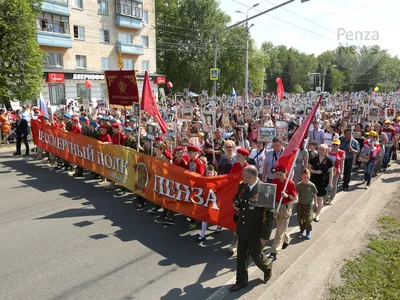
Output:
[136, 109, 142, 152]
[276, 148, 300, 213]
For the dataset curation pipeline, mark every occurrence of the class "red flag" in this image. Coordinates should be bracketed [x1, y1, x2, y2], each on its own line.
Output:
[141, 71, 168, 135]
[275, 94, 323, 174]
[276, 77, 284, 100]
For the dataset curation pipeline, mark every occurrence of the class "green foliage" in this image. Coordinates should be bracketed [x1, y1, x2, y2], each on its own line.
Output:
[0, 0, 44, 104]
[292, 84, 304, 93]
[330, 215, 400, 300]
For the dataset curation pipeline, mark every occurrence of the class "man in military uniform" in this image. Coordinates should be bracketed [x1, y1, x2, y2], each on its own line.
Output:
[230, 165, 274, 292]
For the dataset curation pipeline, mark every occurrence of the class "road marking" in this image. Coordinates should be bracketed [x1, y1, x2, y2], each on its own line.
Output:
[205, 179, 361, 300]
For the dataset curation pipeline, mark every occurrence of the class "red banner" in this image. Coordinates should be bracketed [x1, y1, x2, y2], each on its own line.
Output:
[104, 70, 139, 106]
[31, 121, 240, 230]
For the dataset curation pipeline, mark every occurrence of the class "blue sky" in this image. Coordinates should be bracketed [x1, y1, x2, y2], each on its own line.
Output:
[219, 0, 400, 57]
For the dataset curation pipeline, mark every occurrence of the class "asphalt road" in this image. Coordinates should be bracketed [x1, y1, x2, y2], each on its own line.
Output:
[0, 149, 381, 300]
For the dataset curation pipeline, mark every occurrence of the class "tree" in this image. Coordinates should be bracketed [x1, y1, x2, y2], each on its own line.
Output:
[0, 0, 44, 104]
[155, 0, 230, 93]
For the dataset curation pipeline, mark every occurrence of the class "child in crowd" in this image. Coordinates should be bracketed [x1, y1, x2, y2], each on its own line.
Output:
[197, 165, 221, 242]
[296, 169, 318, 240]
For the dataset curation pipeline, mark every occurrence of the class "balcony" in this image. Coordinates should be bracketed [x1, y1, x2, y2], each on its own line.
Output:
[115, 15, 144, 30]
[42, 0, 69, 16]
[117, 41, 144, 55]
[37, 31, 72, 48]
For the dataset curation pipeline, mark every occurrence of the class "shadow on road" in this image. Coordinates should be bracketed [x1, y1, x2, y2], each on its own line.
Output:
[0, 155, 235, 299]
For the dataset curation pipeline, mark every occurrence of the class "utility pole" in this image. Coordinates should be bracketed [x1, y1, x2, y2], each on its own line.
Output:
[321, 68, 327, 92]
[212, 0, 310, 96]
[385, 71, 388, 94]
[237, 4, 259, 102]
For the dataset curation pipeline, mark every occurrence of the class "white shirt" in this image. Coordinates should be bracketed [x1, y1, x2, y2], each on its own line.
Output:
[249, 179, 259, 192]
[249, 148, 266, 174]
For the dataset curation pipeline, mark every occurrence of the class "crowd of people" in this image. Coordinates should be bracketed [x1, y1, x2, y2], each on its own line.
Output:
[2, 92, 399, 291]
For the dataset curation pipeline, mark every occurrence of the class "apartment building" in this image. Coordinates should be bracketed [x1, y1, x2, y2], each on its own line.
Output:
[37, 0, 165, 108]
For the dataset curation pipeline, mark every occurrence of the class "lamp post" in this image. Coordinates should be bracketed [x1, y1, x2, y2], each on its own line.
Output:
[237, 3, 259, 102]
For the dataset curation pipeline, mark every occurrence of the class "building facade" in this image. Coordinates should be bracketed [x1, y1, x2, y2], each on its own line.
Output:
[37, 0, 164, 109]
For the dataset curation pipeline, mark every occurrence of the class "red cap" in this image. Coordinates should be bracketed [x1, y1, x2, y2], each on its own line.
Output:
[33, 108, 39, 112]
[72, 117, 79, 122]
[237, 148, 250, 156]
[155, 136, 164, 141]
[163, 150, 173, 160]
[112, 122, 120, 128]
[100, 124, 108, 129]
[174, 146, 184, 154]
[187, 145, 200, 152]
[275, 164, 286, 173]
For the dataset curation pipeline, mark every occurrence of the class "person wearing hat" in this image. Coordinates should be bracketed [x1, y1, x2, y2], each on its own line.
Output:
[187, 145, 205, 175]
[63, 113, 72, 132]
[382, 120, 396, 170]
[123, 127, 137, 149]
[128, 117, 137, 130]
[326, 139, 346, 204]
[99, 124, 112, 143]
[111, 123, 126, 146]
[269, 164, 297, 261]
[70, 117, 82, 134]
[230, 148, 249, 174]
[185, 145, 205, 231]
[360, 131, 380, 189]
[230, 165, 274, 292]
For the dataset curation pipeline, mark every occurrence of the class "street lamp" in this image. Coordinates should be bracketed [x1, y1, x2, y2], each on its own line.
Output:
[237, 3, 259, 102]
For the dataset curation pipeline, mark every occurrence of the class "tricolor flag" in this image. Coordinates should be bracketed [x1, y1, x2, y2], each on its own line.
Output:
[232, 88, 237, 99]
[38, 92, 49, 117]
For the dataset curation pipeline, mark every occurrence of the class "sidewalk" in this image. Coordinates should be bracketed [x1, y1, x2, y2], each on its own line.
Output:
[258, 162, 400, 300]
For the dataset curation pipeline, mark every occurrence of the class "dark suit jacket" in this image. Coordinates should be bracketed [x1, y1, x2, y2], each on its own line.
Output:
[16, 119, 28, 136]
[234, 181, 275, 241]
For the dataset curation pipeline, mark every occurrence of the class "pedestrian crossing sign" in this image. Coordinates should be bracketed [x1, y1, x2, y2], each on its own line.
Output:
[210, 68, 219, 81]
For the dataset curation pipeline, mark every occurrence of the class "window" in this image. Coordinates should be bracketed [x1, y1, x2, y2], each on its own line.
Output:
[101, 84, 108, 100]
[122, 59, 133, 70]
[116, 0, 143, 18]
[73, 25, 85, 40]
[140, 36, 149, 48]
[118, 32, 133, 43]
[72, 0, 83, 9]
[76, 55, 87, 68]
[142, 60, 149, 71]
[43, 53, 63, 68]
[143, 10, 149, 23]
[101, 57, 110, 70]
[36, 13, 70, 34]
[100, 29, 110, 43]
[49, 84, 65, 105]
[77, 83, 91, 103]
[98, 0, 108, 14]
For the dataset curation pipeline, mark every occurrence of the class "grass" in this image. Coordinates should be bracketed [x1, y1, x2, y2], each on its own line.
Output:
[330, 216, 400, 300]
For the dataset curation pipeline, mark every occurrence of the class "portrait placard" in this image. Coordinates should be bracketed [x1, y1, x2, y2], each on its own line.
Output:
[258, 126, 276, 142]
